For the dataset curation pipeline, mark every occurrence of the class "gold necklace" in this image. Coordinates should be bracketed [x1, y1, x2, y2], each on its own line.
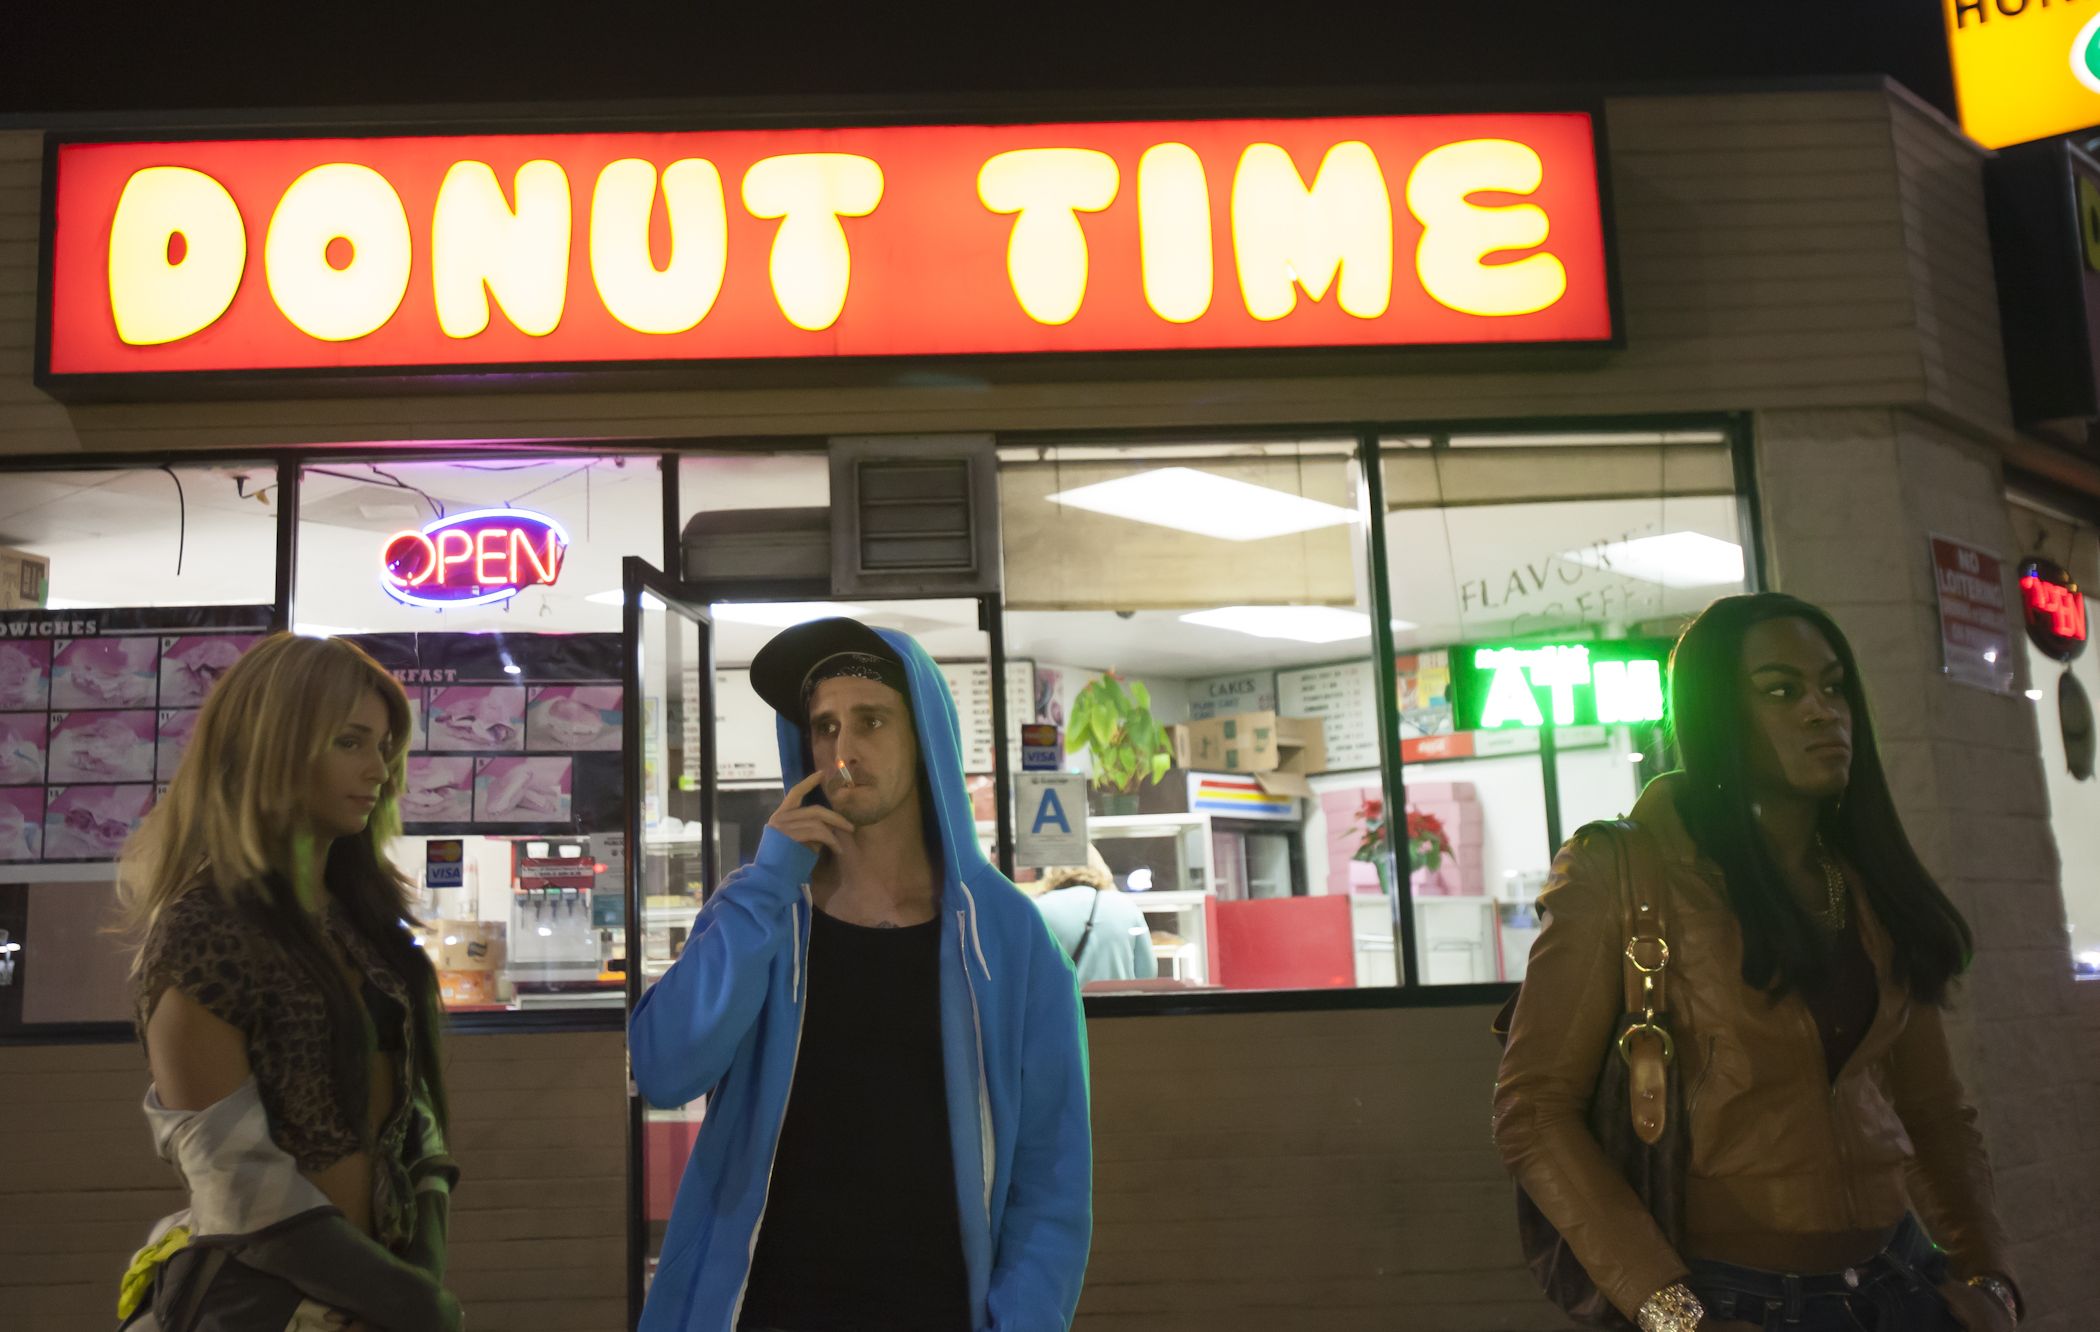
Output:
[1813, 836, 1848, 931]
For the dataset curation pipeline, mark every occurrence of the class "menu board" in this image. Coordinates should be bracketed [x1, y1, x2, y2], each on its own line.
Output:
[0, 606, 271, 876]
[712, 668, 779, 784]
[940, 660, 1037, 775]
[1278, 653, 1454, 774]
[705, 659, 1035, 784]
[1278, 661, 1380, 772]
[348, 632, 623, 837]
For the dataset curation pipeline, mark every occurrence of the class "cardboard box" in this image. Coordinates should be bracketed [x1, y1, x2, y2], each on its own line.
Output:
[435, 919, 506, 972]
[1171, 711, 1327, 781]
[0, 546, 49, 609]
[437, 970, 499, 1006]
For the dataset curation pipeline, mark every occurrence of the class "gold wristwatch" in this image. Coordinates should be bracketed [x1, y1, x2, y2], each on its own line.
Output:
[1636, 1282, 1706, 1332]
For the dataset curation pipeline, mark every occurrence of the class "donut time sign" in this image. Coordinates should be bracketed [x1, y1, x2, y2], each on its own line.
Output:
[39, 112, 1614, 389]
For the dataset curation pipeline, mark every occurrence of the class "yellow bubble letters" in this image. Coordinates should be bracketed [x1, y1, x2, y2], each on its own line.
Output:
[108, 167, 246, 347]
[741, 155, 885, 333]
[978, 149, 1120, 326]
[264, 163, 412, 343]
[590, 158, 729, 335]
[433, 161, 573, 338]
[1407, 139, 1567, 318]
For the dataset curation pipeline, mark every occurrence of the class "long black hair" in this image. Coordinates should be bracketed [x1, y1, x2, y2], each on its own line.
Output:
[1667, 593, 1972, 1004]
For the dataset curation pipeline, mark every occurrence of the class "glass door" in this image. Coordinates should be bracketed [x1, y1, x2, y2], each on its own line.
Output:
[620, 557, 717, 1326]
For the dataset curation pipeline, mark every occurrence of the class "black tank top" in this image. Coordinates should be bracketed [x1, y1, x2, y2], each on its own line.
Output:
[738, 909, 970, 1331]
[1803, 910, 1879, 1083]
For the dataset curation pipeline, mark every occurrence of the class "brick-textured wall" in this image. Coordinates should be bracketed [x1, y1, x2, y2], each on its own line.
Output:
[1758, 407, 2100, 1330]
[2, 1006, 1587, 1332]
[0, 1031, 627, 1332]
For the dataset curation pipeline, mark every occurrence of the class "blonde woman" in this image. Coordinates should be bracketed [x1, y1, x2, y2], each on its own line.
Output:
[116, 633, 461, 1332]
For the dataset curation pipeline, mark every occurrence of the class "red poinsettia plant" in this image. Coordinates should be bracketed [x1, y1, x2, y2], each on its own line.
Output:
[1350, 800, 1453, 872]
[1406, 810, 1453, 873]
[1349, 799, 1386, 864]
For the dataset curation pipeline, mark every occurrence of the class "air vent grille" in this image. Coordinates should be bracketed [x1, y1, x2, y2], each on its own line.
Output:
[856, 460, 975, 573]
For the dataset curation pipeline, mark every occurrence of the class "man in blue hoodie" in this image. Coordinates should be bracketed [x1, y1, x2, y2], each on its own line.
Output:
[630, 617, 1092, 1332]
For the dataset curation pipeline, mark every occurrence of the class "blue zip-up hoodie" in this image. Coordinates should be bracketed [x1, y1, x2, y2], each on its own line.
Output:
[630, 627, 1092, 1332]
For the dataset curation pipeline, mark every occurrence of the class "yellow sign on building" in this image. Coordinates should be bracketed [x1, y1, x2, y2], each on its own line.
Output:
[1946, 0, 2100, 148]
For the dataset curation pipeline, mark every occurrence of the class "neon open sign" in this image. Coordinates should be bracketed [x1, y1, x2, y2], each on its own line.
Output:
[2021, 557, 2088, 663]
[381, 508, 569, 609]
[1450, 639, 1670, 731]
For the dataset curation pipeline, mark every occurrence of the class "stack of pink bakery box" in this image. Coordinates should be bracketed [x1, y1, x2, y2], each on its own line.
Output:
[1405, 781, 1485, 895]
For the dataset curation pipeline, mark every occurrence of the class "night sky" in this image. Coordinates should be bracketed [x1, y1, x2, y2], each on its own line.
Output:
[2, 1, 1960, 121]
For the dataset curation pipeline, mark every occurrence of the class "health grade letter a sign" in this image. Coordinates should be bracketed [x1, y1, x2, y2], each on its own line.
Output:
[39, 113, 1613, 390]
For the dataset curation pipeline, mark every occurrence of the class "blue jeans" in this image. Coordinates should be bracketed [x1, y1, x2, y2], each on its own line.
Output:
[1685, 1214, 1957, 1330]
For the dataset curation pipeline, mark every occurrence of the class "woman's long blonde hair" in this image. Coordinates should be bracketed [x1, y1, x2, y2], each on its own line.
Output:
[120, 631, 414, 932]
[121, 632, 449, 1129]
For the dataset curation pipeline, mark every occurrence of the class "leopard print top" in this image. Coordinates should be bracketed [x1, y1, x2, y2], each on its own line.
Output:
[134, 884, 419, 1247]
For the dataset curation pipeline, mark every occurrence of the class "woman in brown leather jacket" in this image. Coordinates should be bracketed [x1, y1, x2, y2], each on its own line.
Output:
[1493, 594, 2021, 1332]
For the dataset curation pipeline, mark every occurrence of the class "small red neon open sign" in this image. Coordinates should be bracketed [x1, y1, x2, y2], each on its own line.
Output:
[381, 508, 570, 609]
[2020, 557, 2088, 663]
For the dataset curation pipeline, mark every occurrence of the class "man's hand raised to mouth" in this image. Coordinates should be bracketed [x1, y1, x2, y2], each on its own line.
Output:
[768, 769, 856, 857]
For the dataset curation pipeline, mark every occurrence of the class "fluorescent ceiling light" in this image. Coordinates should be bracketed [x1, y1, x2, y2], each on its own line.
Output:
[1180, 606, 1402, 644]
[1558, 532, 1745, 589]
[1046, 467, 1358, 541]
[583, 589, 668, 611]
[293, 623, 368, 638]
[709, 601, 867, 628]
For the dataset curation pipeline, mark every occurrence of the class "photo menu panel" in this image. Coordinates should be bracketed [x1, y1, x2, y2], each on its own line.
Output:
[348, 632, 624, 837]
[0, 607, 271, 874]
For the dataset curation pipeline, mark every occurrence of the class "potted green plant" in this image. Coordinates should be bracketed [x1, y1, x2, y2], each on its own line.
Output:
[1065, 672, 1175, 816]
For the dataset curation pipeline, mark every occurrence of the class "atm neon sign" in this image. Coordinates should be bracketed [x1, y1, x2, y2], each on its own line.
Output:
[40, 114, 1612, 385]
[1452, 640, 1670, 731]
[381, 508, 569, 609]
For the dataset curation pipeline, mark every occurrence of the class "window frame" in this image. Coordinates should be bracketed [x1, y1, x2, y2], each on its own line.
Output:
[0, 413, 1759, 1041]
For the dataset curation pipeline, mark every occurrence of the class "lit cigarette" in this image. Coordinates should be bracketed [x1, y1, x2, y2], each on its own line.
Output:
[835, 758, 854, 787]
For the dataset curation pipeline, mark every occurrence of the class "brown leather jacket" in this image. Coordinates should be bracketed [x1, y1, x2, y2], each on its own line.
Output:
[1491, 774, 2014, 1320]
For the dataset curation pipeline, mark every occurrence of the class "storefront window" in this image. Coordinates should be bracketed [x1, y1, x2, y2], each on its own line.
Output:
[296, 456, 664, 1014]
[2007, 498, 2100, 979]
[1383, 427, 1749, 984]
[1, 461, 280, 1029]
[998, 439, 1386, 992]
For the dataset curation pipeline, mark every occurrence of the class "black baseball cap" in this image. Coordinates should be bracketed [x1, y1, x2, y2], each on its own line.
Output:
[748, 617, 910, 724]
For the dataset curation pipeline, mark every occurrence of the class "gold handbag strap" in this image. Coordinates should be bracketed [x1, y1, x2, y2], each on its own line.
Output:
[1612, 819, 1673, 1145]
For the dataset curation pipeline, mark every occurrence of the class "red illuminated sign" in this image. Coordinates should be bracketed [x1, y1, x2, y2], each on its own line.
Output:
[382, 508, 568, 609]
[2021, 557, 2089, 662]
[41, 114, 1613, 384]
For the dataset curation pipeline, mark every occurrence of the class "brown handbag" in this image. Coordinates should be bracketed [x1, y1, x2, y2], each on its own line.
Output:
[1491, 820, 1687, 1329]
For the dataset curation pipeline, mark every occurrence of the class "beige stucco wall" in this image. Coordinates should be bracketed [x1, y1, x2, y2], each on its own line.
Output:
[1, 82, 2093, 1330]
